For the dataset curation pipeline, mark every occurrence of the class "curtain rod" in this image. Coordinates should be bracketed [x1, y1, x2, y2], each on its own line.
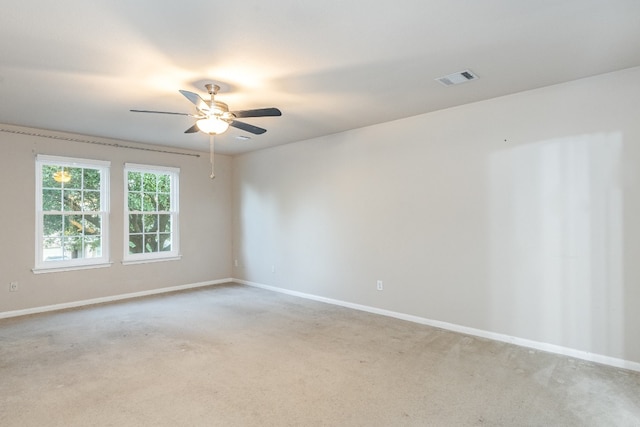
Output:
[0, 128, 200, 158]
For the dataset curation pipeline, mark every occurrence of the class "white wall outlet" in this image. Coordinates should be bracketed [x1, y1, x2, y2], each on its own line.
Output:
[9, 281, 18, 292]
[271, 265, 276, 273]
[377, 280, 383, 291]
[234, 259, 239, 267]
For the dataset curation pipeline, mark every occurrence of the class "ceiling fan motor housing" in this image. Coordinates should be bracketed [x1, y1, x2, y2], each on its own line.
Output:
[210, 100, 229, 114]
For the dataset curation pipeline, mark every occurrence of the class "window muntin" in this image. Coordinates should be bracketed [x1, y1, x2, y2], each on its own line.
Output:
[35, 155, 110, 271]
[124, 164, 179, 262]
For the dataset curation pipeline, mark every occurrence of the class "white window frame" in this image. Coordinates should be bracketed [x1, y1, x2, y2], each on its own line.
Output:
[34, 155, 111, 273]
[123, 163, 180, 264]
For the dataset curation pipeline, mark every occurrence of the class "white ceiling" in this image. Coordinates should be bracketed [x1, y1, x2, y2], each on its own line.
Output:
[1, 0, 639, 155]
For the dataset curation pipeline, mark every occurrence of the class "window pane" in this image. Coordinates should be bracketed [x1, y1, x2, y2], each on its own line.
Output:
[128, 192, 141, 211]
[159, 214, 171, 232]
[42, 166, 62, 188]
[65, 215, 83, 235]
[143, 214, 158, 232]
[84, 214, 101, 235]
[129, 235, 143, 254]
[157, 194, 170, 211]
[83, 190, 100, 211]
[43, 214, 63, 238]
[43, 189, 62, 211]
[84, 236, 101, 258]
[158, 174, 171, 193]
[159, 233, 171, 251]
[83, 169, 100, 190]
[143, 173, 157, 192]
[65, 167, 83, 189]
[63, 190, 82, 211]
[43, 238, 63, 262]
[144, 235, 159, 253]
[128, 172, 142, 192]
[64, 236, 82, 259]
[143, 193, 157, 211]
[129, 214, 143, 233]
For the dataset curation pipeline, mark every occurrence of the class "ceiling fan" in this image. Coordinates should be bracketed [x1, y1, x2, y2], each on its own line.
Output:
[130, 83, 282, 136]
[130, 83, 281, 180]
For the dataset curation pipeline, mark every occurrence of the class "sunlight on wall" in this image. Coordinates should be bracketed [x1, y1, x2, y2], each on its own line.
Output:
[488, 133, 623, 354]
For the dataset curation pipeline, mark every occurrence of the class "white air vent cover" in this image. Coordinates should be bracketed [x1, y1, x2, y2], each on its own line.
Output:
[436, 69, 479, 86]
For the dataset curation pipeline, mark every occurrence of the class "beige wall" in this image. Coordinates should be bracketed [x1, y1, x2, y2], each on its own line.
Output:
[0, 126, 232, 312]
[232, 67, 640, 364]
[2, 67, 639, 366]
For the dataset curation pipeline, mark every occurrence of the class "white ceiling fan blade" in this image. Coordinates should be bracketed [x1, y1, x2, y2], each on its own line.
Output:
[179, 90, 210, 113]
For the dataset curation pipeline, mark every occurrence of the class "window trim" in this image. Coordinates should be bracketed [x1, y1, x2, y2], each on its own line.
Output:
[34, 154, 111, 273]
[123, 163, 180, 264]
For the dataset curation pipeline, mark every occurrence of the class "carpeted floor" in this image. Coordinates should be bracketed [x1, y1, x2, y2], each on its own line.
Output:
[1, 283, 639, 426]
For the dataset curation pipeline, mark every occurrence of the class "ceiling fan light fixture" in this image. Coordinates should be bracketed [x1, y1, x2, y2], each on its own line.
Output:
[196, 117, 230, 134]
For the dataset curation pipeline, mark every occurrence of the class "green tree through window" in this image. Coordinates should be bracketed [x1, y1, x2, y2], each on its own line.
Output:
[35, 155, 110, 271]
[124, 164, 179, 262]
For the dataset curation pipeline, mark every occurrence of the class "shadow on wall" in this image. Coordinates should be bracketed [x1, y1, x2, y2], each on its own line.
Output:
[488, 132, 623, 357]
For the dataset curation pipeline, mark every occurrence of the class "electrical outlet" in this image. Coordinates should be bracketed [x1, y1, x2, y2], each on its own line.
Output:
[377, 280, 383, 291]
[271, 265, 276, 273]
[9, 282, 18, 292]
[234, 259, 239, 267]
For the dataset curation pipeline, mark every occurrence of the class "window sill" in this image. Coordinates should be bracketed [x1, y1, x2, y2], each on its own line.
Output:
[32, 262, 113, 274]
[121, 255, 182, 266]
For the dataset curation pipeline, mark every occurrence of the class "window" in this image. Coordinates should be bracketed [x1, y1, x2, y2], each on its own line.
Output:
[124, 163, 179, 263]
[35, 155, 110, 272]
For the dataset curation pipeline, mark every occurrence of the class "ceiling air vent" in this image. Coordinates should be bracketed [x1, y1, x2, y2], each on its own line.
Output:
[436, 69, 479, 86]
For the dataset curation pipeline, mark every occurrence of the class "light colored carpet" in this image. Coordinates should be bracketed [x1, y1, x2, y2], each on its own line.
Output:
[1, 283, 639, 426]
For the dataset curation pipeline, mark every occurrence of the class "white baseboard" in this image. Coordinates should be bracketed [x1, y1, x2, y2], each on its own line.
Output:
[0, 278, 233, 320]
[235, 279, 640, 373]
[4, 277, 638, 373]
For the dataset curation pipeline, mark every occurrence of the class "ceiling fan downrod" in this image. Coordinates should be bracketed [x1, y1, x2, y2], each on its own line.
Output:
[205, 83, 220, 98]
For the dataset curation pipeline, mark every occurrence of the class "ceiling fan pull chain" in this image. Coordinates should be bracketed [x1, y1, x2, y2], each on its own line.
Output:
[209, 134, 215, 180]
